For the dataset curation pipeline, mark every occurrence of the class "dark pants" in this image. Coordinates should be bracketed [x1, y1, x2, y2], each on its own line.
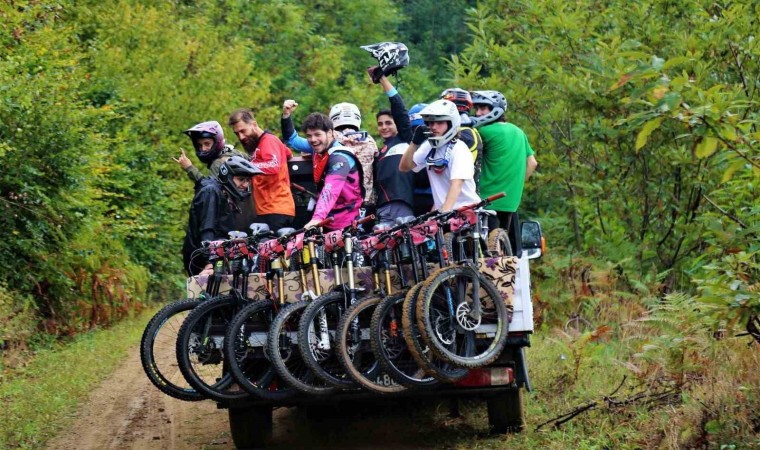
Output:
[257, 214, 294, 232]
[377, 201, 414, 226]
[413, 193, 434, 217]
[488, 211, 522, 257]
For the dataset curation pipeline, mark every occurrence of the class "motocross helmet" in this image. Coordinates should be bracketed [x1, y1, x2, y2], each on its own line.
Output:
[470, 90, 508, 128]
[217, 155, 262, 200]
[408, 103, 428, 128]
[329, 103, 362, 131]
[420, 99, 461, 150]
[440, 88, 474, 113]
[360, 42, 409, 79]
[184, 121, 226, 164]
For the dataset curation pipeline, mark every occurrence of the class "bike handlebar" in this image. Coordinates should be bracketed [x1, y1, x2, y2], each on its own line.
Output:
[291, 183, 319, 199]
[281, 217, 334, 242]
[484, 192, 506, 203]
[352, 214, 376, 227]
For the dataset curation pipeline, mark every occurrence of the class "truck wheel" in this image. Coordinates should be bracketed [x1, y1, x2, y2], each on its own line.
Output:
[487, 388, 525, 434]
[228, 406, 272, 449]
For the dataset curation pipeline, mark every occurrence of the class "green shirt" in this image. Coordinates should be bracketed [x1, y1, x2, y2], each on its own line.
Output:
[478, 122, 534, 212]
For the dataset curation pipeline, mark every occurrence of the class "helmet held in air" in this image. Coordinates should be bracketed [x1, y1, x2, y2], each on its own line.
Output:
[360, 42, 409, 78]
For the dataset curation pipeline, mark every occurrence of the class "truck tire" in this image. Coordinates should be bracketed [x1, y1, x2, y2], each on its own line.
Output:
[228, 406, 272, 450]
[487, 388, 525, 434]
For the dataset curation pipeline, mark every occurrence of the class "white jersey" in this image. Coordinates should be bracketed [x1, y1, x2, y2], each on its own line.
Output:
[412, 139, 480, 210]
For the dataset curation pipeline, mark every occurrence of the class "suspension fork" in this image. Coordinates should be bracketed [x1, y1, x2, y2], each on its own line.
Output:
[307, 239, 323, 297]
[382, 249, 393, 296]
[272, 257, 285, 306]
[402, 229, 421, 285]
[344, 234, 362, 344]
[316, 249, 342, 351]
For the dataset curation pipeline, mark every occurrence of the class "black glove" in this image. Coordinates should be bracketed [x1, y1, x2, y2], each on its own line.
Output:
[367, 66, 384, 84]
[411, 125, 429, 146]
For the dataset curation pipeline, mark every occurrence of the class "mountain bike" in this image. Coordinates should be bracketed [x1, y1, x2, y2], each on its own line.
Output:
[175, 224, 294, 403]
[140, 235, 232, 401]
[297, 216, 375, 389]
[415, 194, 510, 368]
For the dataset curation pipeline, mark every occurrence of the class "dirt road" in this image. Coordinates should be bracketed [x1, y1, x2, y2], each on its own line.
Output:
[45, 346, 484, 449]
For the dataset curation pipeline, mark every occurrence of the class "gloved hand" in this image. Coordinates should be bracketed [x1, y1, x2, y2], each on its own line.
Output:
[367, 66, 384, 84]
[411, 125, 429, 146]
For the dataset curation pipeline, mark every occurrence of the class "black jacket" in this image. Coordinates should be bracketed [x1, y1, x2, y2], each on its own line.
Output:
[182, 177, 237, 276]
[375, 92, 416, 208]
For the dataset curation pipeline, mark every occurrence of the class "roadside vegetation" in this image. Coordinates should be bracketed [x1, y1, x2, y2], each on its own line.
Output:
[1, 0, 757, 447]
[0, 309, 152, 449]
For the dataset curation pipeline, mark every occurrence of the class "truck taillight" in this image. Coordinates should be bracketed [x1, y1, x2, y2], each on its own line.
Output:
[454, 367, 514, 387]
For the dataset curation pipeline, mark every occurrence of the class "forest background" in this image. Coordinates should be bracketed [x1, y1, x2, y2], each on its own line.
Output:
[1, 0, 758, 447]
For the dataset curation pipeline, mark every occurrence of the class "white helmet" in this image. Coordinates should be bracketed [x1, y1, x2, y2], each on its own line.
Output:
[420, 99, 461, 149]
[329, 102, 362, 130]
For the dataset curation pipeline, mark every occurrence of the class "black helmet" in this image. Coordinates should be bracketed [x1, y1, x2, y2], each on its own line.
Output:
[360, 42, 409, 78]
[217, 156, 262, 200]
[470, 90, 508, 128]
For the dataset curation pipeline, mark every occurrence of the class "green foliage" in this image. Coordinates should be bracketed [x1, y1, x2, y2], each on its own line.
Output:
[0, 0, 440, 349]
[452, 1, 759, 329]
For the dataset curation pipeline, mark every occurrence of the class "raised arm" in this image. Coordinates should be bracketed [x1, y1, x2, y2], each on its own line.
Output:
[378, 75, 412, 142]
[281, 99, 312, 153]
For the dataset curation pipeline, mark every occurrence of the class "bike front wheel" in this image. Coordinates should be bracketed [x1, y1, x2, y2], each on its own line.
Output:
[298, 291, 358, 389]
[337, 295, 405, 394]
[140, 298, 204, 401]
[176, 295, 251, 402]
[416, 266, 509, 368]
[224, 300, 295, 400]
[267, 300, 337, 396]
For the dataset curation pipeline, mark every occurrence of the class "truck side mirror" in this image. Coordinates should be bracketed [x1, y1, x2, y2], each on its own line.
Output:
[520, 220, 544, 260]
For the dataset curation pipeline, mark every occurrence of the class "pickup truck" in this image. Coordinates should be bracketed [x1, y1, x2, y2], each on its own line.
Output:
[203, 157, 544, 449]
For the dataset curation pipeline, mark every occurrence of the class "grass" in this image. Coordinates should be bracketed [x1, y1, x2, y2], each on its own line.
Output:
[422, 327, 759, 450]
[0, 308, 154, 450]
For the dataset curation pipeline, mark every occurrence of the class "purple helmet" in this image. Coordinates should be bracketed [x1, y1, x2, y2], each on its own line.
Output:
[184, 121, 226, 164]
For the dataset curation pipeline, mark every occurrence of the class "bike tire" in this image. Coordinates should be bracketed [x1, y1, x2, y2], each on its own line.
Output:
[487, 228, 513, 257]
[416, 266, 508, 368]
[401, 281, 468, 383]
[267, 301, 337, 396]
[297, 291, 358, 389]
[336, 295, 405, 394]
[370, 291, 440, 388]
[224, 300, 296, 400]
[140, 298, 204, 402]
[176, 295, 251, 402]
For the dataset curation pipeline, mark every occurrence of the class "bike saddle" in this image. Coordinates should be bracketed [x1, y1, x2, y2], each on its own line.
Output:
[394, 216, 416, 225]
[276, 227, 296, 237]
[476, 208, 497, 216]
[248, 223, 271, 235]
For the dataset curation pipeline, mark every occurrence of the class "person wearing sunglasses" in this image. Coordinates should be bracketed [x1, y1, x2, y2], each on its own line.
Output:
[398, 99, 480, 212]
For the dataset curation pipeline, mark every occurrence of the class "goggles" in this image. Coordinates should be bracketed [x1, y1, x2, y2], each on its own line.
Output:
[425, 145, 453, 174]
